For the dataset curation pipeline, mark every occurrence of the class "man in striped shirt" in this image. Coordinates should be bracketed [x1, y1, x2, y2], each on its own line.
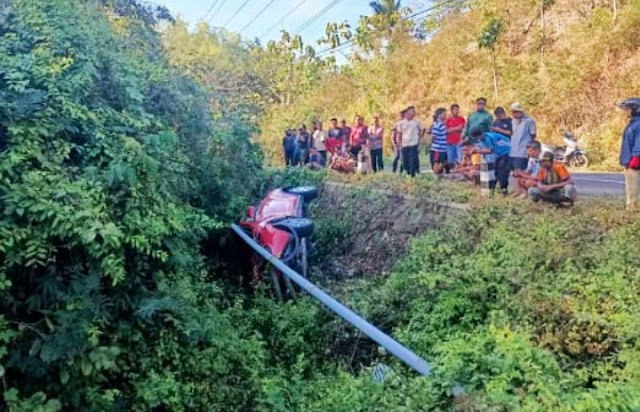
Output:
[430, 108, 448, 174]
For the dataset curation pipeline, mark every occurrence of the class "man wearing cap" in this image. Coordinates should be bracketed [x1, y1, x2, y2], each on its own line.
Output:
[619, 98, 640, 210]
[510, 103, 537, 172]
[529, 151, 577, 206]
[463, 98, 493, 139]
[396, 106, 424, 177]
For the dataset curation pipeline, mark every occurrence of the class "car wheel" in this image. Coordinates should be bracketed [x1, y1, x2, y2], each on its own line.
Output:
[285, 186, 318, 202]
[274, 217, 314, 238]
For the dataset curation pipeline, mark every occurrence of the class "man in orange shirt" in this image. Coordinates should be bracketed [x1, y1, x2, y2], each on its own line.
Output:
[528, 152, 577, 206]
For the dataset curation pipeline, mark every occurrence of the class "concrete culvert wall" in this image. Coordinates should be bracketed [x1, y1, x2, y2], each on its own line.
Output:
[312, 182, 469, 279]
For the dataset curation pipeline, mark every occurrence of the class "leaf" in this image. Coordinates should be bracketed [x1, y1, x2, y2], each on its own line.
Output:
[80, 359, 93, 376]
[59, 369, 69, 384]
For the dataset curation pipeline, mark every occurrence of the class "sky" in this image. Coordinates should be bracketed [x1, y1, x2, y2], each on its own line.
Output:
[156, 0, 373, 51]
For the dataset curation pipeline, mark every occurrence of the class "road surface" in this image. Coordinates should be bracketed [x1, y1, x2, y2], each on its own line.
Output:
[569, 172, 624, 197]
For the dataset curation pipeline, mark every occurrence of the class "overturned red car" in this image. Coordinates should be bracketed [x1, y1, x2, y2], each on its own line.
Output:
[239, 186, 318, 298]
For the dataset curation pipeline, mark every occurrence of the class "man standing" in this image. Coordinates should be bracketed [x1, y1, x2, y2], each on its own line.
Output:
[430, 108, 448, 174]
[368, 116, 385, 173]
[328, 118, 343, 141]
[620, 98, 640, 210]
[349, 115, 369, 158]
[463, 98, 493, 139]
[340, 119, 352, 145]
[396, 106, 424, 177]
[313, 121, 328, 163]
[490, 107, 512, 138]
[509, 102, 537, 172]
[446, 103, 466, 166]
[296, 124, 310, 166]
[282, 129, 296, 166]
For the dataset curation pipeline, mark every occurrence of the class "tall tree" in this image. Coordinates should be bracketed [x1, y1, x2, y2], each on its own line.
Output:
[369, 0, 401, 16]
[368, 0, 402, 33]
[478, 16, 504, 101]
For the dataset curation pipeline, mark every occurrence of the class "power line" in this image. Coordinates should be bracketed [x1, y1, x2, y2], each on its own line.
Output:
[201, 0, 219, 21]
[238, 0, 278, 33]
[260, 0, 310, 39]
[294, 0, 343, 34]
[315, 0, 460, 56]
[224, 0, 251, 27]
[208, 0, 228, 23]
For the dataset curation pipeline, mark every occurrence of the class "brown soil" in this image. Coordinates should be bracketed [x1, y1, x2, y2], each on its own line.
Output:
[314, 182, 467, 279]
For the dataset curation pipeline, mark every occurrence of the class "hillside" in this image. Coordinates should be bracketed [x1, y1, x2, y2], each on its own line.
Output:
[260, 0, 640, 168]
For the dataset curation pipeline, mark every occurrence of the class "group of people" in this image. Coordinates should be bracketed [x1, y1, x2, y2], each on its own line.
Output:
[280, 96, 640, 209]
[389, 98, 576, 205]
[282, 117, 386, 174]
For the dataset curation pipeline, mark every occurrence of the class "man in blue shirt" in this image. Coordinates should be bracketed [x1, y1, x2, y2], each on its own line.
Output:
[620, 98, 640, 210]
[471, 128, 511, 195]
[282, 129, 297, 166]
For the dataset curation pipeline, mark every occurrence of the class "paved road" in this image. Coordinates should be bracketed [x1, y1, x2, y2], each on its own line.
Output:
[569, 172, 624, 197]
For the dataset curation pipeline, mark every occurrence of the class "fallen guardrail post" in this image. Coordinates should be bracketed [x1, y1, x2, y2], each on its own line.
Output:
[231, 223, 431, 377]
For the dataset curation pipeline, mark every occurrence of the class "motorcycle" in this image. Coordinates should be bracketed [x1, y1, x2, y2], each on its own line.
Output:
[541, 131, 589, 168]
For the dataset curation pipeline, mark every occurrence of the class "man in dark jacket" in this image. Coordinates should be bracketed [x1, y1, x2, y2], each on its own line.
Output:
[620, 98, 640, 210]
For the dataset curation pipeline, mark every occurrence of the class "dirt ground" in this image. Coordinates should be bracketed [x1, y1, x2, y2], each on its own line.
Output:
[314, 182, 467, 279]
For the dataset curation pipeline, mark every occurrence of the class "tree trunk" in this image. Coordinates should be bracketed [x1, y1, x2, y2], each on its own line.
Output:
[491, 49, 499, 101]
[613, 0, 618, 23]
[540, 0, 545, 61]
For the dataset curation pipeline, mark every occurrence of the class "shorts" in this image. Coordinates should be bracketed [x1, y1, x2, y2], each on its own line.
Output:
[446, 145, 462, 164]
[430, 150, 448, 167]
[510, 157, 529, 171]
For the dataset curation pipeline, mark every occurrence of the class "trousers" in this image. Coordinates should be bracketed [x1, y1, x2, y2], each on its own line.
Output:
[625, 167, 640, 210]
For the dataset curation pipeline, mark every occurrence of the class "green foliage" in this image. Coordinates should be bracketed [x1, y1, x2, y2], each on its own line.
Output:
[0, 0, 262, 409]
[347, 201, 640, 410]
[478, 16, 503, 51]
[310, 211, 352, 263]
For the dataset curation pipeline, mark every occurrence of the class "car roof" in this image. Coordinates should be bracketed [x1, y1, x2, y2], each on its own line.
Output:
[256, 189, 301, 221]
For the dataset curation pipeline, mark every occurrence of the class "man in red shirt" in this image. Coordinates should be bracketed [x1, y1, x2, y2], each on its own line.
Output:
[446, 103, 466, 166]
[349, 115, 369, 158]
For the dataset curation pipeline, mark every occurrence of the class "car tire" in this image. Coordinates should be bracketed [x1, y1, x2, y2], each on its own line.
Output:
[285, 186, 318, 202]
[274, 217, 314, 238]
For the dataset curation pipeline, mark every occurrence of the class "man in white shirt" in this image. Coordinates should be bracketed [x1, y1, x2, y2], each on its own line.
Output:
[396, 106, 424, 177]
[510, 103, 537, 172]
[367, 116, 385, 173]
[313, 121, 328, 163]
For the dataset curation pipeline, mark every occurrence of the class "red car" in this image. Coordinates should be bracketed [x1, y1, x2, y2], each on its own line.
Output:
[239, 186, 318, 298]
